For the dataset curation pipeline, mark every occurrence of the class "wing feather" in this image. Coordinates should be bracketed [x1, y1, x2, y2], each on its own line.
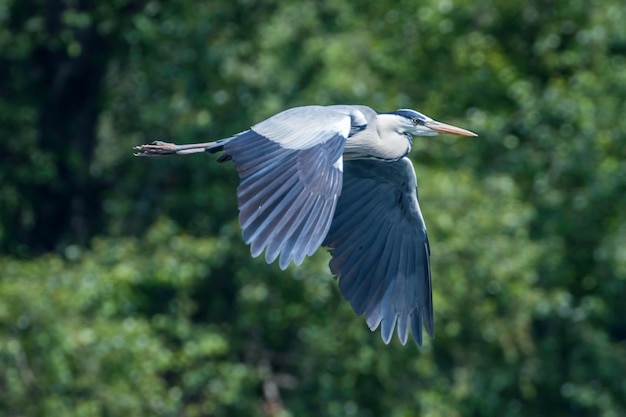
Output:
[323, 157, 433, 345]
[252, 106, 353, 150]
[225, 107, 355, 269]
[370, 229, 405, 307]
[263, 188, 309, 264]
[330, 209, 388, 289]
[274, 196, 327, 267]
[351, 228, 399, 315]
[239, 168, 299, 231]
[272, 194, 320, 268]
[291, 197, 327, 265]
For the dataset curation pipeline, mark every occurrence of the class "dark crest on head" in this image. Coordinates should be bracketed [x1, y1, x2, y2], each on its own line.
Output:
[392, 109, 429, 122]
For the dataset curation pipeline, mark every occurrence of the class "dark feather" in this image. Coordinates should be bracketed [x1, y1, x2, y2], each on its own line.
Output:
[323, 158, 433, 345]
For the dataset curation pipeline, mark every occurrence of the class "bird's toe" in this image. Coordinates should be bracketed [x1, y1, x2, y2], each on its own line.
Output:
[133, 141, 178, 156]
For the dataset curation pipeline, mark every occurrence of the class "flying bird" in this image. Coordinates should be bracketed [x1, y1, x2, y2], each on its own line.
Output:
[134, 105, 477, 345]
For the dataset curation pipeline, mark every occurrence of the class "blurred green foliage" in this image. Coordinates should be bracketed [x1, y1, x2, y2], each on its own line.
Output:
[1, 0, 625, 416]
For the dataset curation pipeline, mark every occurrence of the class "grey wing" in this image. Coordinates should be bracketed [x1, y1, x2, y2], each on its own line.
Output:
[322, 157, 434, 345]
[224, 106, 363, 270]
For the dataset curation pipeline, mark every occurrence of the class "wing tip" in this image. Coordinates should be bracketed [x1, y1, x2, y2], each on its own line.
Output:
[369, 309, 437, 346]
[411, 311, 424, 346]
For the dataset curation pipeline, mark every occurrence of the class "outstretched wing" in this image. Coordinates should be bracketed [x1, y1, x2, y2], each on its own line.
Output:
[323, 158, 434, 345]
[224, 106, 365, 270]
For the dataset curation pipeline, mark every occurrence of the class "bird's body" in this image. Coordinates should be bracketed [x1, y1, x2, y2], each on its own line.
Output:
[135, 105, 476, 345]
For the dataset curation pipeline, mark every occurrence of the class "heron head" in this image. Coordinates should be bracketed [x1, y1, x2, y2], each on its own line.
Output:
[392, 109, 478, 137]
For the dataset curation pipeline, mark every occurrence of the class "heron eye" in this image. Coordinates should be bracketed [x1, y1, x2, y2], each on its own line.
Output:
[411, 118, 421, 125]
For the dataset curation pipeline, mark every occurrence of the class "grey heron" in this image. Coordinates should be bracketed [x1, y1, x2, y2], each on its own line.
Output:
[134, 105, 477, 345]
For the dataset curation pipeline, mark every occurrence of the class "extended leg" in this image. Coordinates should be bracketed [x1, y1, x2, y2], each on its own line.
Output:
[134, 140, 223, 157]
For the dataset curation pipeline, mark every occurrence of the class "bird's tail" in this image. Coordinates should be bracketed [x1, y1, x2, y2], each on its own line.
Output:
[133, 136, 234, 157]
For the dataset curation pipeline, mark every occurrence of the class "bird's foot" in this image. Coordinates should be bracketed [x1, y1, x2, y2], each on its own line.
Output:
[133, 141, 179, 156]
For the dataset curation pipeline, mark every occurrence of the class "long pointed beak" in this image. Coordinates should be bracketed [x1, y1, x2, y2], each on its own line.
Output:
[425, 120, 478, 137]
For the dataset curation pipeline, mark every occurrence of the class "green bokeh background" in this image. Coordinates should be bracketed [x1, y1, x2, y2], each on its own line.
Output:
[1, 0, 625, 416]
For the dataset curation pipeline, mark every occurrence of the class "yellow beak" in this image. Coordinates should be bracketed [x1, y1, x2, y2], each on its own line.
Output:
[425, 120, 478, 137]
